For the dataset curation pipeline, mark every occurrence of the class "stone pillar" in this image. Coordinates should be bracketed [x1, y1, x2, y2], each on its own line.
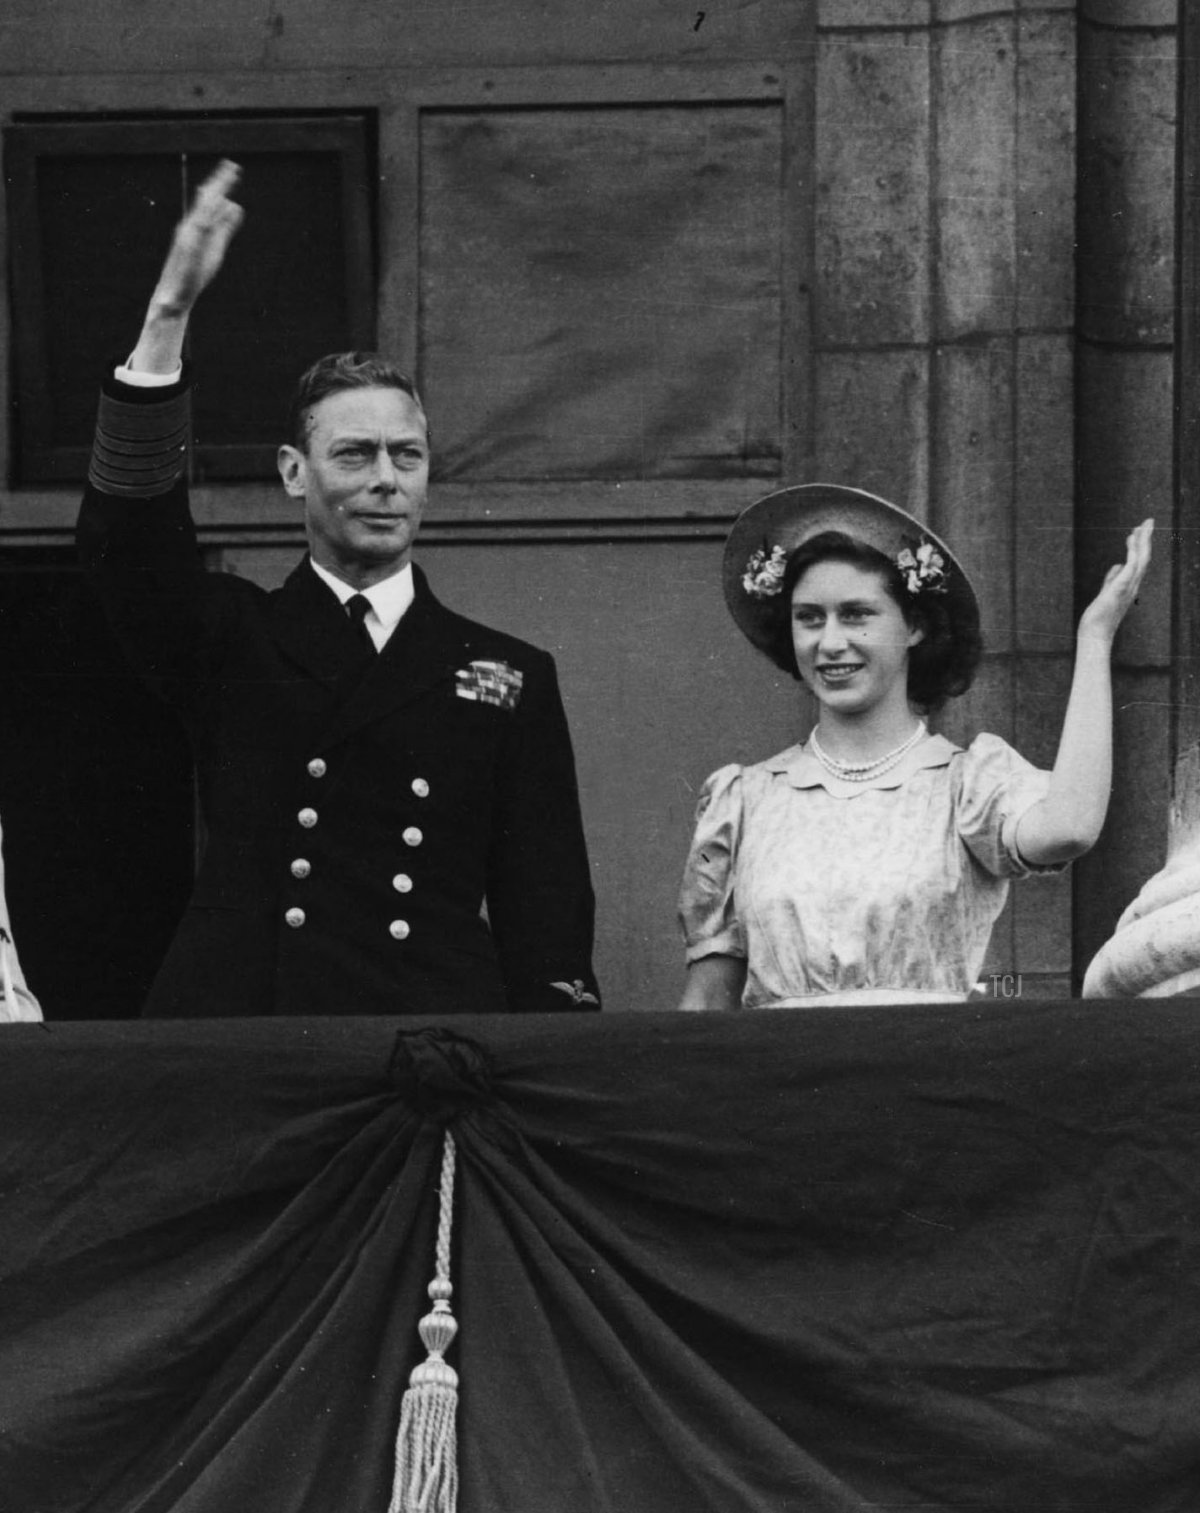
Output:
[1073, 0, 1177, 983]
[815, 0, 1079, 992]
[1082, 0, 1200, 997]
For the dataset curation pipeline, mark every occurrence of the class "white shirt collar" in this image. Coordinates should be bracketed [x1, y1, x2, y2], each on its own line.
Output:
[309, 558, 415, 650]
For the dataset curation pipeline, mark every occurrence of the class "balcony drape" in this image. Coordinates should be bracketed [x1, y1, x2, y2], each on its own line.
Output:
[2, 1005, 1198, 1511]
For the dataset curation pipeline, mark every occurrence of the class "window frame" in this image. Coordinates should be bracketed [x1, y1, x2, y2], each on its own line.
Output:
[0, 62, 813, 542]
[5, 114, 375, 485]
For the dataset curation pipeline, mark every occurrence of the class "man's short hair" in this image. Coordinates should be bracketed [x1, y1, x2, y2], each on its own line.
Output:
[286, 352, 429, 451]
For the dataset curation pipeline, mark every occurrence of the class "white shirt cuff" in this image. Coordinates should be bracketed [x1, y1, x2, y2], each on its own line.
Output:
[114, 358, 183, 388]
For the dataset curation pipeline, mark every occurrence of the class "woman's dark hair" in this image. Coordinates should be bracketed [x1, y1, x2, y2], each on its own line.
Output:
[761, 531, 982, 712]
[286, 352, 428, 452]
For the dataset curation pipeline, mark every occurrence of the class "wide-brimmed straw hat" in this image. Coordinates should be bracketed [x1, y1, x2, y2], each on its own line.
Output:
[723, 482, 979, 655]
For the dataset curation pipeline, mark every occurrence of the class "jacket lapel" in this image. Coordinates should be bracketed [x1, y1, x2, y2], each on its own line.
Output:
[316, 565, 466, 750]
[269, 556, 369, 687]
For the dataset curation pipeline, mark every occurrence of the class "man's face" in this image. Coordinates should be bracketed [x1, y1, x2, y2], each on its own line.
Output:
[277, 385, 430, 588]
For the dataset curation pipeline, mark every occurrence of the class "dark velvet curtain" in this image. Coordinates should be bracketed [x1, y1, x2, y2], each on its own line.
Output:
[3, 1005, 1199, 1511]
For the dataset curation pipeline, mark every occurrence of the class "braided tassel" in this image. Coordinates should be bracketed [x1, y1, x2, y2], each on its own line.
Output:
[389, 1131, 459, 1513]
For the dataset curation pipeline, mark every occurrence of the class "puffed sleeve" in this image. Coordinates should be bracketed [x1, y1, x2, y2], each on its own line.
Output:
[678, 765, 747, 962]
[0, 818, 41, 1024]
[954, 733, 1068, 879]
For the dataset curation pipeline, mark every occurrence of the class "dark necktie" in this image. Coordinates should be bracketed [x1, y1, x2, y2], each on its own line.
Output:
[345, 593, 377, 657]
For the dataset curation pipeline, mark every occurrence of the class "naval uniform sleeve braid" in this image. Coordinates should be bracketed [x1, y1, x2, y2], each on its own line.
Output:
[88, 384, 190, 499]
[79, 370, 237, 709]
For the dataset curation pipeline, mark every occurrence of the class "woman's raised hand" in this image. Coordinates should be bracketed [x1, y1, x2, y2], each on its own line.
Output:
[1078, 518, 1154, 644]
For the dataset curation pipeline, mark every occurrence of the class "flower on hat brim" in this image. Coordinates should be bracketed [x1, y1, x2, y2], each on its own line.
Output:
[896, 537, 948, 595]
[742, 542, 789, 598]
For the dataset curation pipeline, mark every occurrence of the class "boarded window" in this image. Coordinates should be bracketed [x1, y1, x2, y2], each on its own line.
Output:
[419, 103, 783, 483]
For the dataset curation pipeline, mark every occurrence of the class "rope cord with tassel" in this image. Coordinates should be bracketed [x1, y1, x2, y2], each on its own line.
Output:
[389, 1129, 460, 1513]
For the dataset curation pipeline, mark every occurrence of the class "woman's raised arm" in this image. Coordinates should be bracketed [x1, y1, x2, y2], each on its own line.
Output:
[1015, 519, 1154, 867]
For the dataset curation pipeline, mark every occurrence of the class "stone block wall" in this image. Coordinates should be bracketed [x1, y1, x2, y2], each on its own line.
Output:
[1075, 0, 1177, 972]
[815, 0, 1081, 990]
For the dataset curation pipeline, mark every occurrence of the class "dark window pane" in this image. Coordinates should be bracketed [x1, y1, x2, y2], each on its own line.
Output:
[6, 117, 374, 484]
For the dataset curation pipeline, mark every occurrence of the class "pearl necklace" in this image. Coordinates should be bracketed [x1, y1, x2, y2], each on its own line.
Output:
[809, 720, 927, 783]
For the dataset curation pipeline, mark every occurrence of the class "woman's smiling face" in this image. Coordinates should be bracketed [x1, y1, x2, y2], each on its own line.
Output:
[790, 558, 922, 717]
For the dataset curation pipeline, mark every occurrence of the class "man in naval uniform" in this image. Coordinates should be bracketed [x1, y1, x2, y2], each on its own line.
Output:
[78, 161, 600, 1017]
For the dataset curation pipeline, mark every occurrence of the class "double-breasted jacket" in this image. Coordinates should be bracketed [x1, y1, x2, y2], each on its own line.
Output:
[78, 371, 600, 1017]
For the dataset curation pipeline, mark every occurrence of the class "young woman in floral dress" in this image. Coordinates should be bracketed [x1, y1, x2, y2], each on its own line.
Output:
[677, 484, 1153, 1009]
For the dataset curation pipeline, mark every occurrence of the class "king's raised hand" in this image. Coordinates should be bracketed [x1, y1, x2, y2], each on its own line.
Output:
[151, 159, 244, 316]
[129, 159, 244, 375]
